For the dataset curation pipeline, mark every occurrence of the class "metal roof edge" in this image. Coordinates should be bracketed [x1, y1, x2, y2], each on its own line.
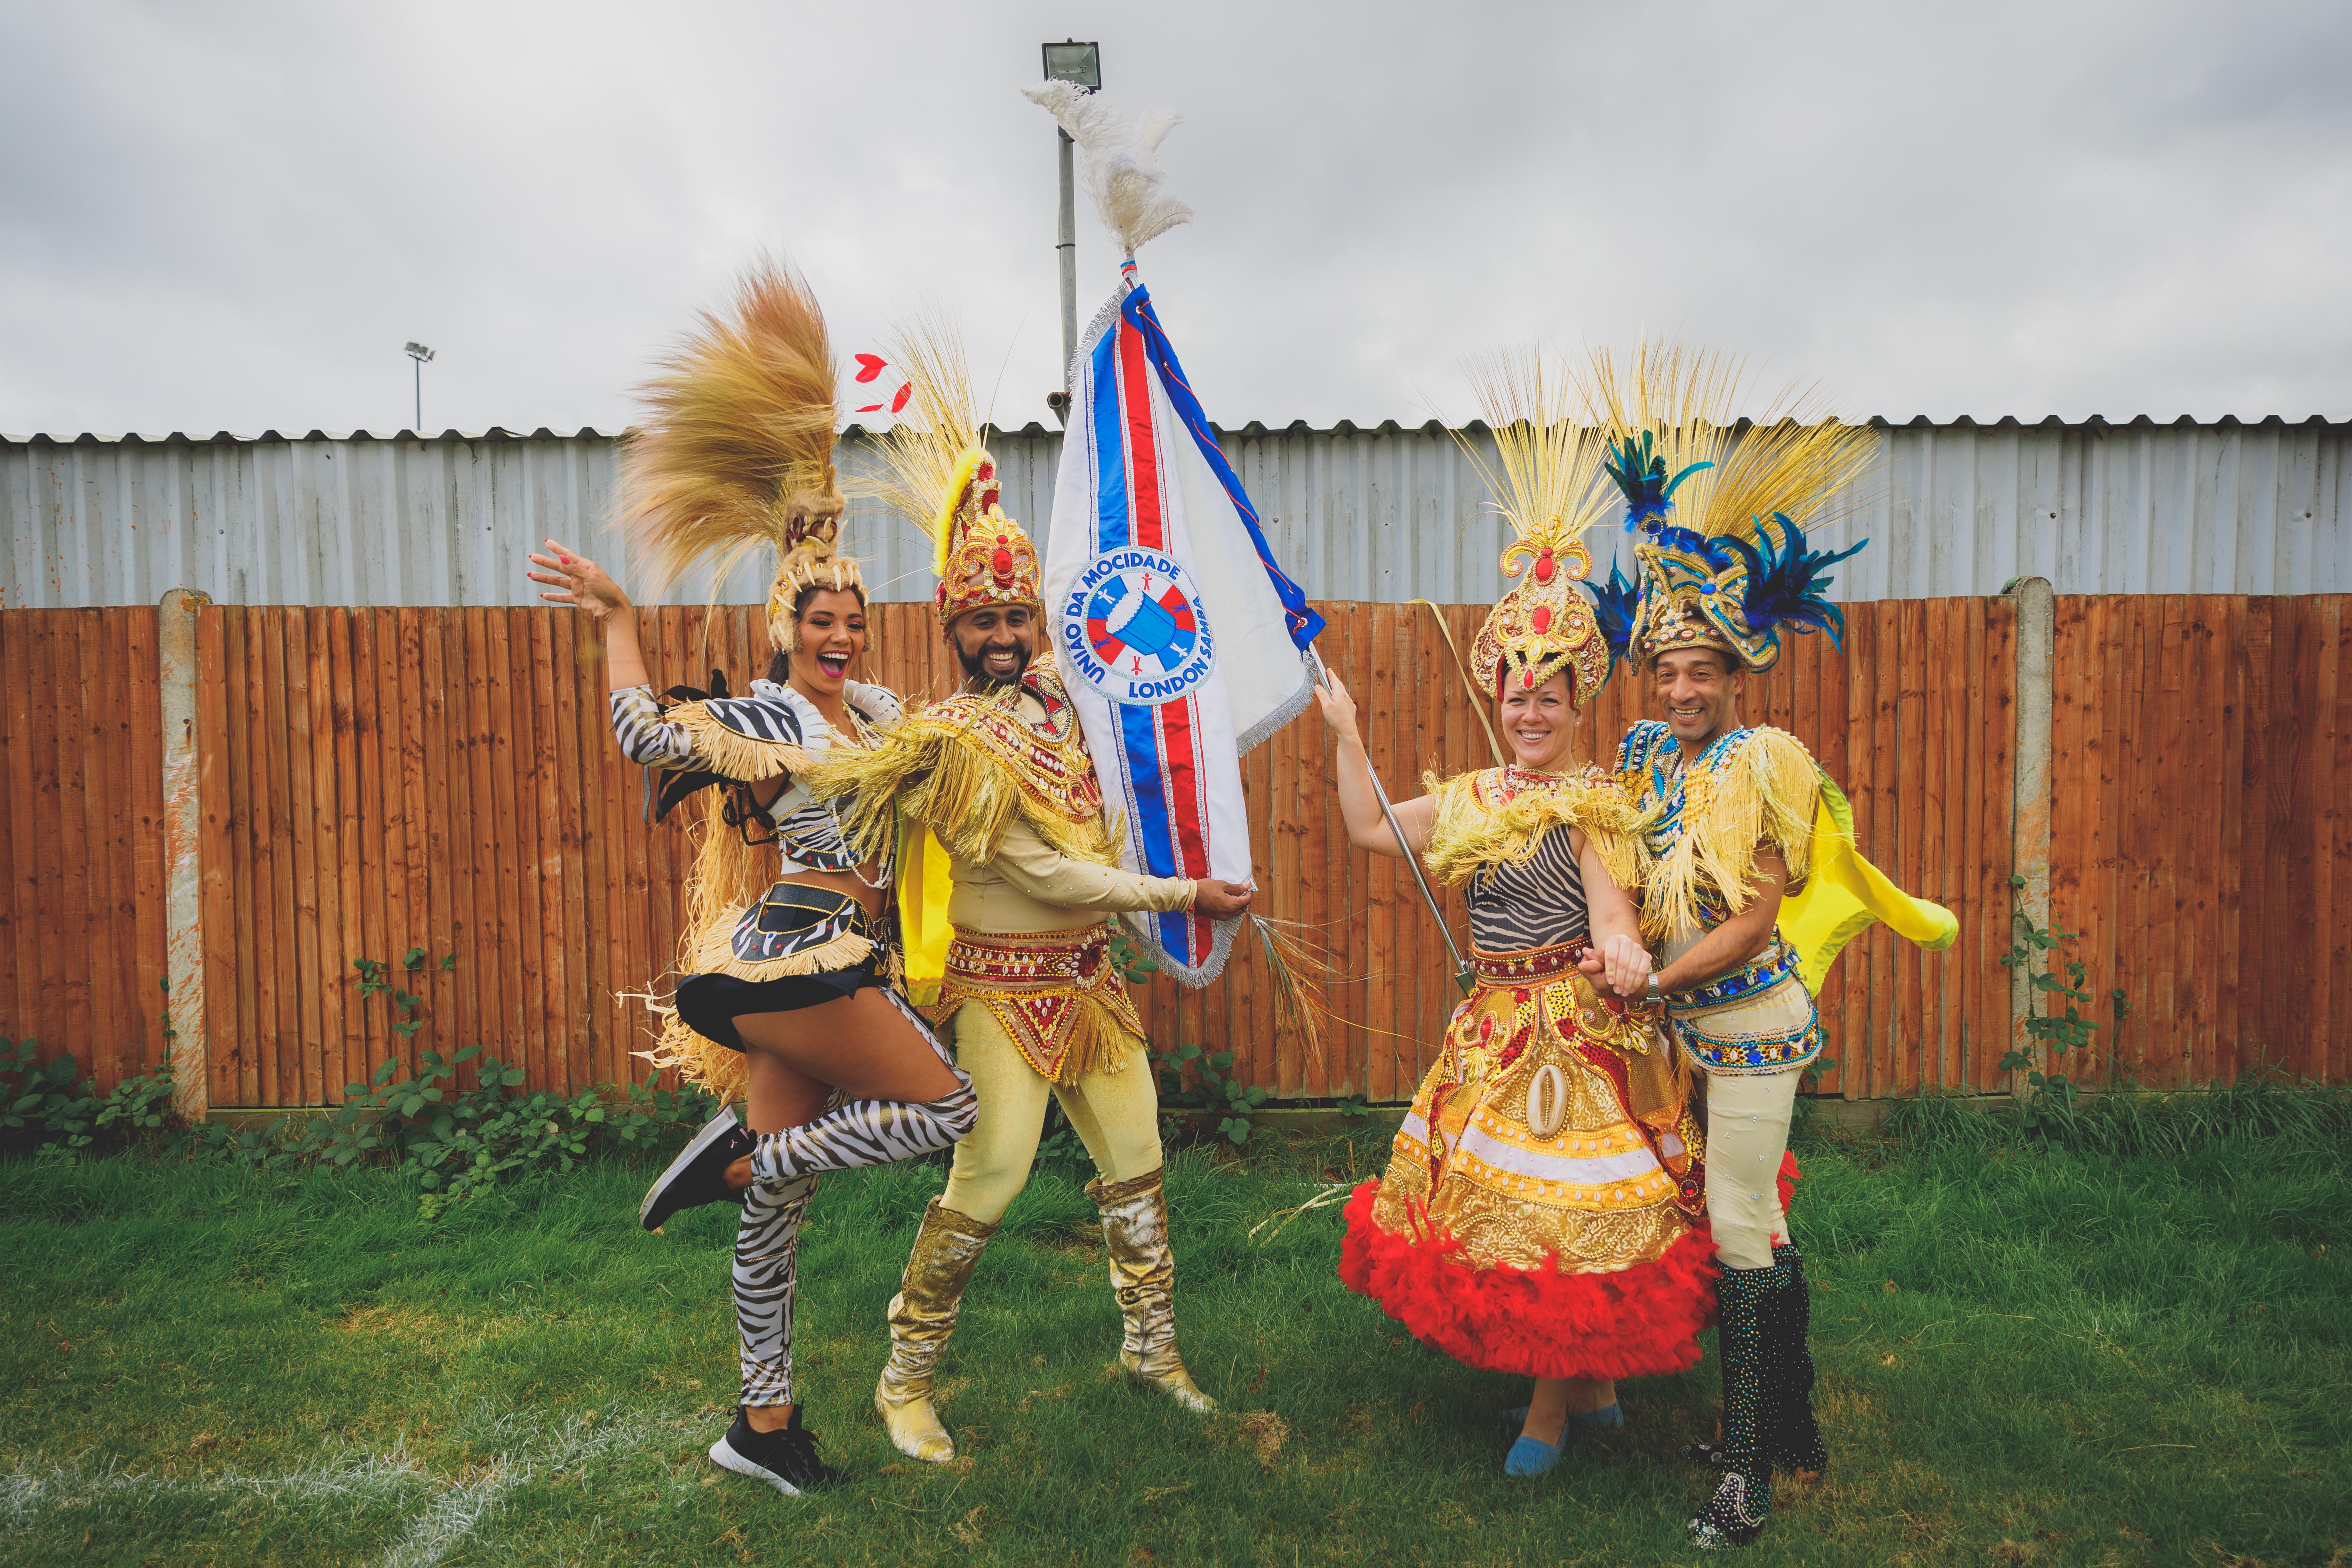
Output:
[8, 414, 2349, 446]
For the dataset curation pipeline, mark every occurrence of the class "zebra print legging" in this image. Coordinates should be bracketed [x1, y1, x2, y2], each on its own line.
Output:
[736, 1173, 819, 1407]
[747, 1080, 978, 1185]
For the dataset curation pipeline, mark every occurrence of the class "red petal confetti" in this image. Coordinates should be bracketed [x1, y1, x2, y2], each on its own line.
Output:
[855, 404, 882, 413]
[891, 384, 912, 413]
[854, 353, 886, 383]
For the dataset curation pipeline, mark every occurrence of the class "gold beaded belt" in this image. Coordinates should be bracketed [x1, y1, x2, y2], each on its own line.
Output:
[1469, 936, 1590, 989]
[935, 922, 1144, 1084]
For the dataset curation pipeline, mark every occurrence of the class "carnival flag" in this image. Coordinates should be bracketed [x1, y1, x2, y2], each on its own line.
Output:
[1042, 263, 1326, 985]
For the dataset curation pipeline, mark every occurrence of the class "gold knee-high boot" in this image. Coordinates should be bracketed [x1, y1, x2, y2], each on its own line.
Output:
[874, 1196, 997, 1462]
[1090, 1167, 1215, 1413]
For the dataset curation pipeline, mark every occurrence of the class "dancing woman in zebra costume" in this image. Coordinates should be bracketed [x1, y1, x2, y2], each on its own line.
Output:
[527, 265, 976, 1498]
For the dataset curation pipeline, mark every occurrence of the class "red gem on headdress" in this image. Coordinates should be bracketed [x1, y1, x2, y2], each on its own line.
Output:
[1533, 550, 1555, 584]
[1522, 668, 1536, 688]
[990, 546, 1015, 582]
[1531, 604, 1553, 633]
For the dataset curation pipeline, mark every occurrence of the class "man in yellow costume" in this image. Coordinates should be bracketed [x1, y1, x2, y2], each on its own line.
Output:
[1586, 344, 1955, 1550]
[814, 330, 1255, 1464]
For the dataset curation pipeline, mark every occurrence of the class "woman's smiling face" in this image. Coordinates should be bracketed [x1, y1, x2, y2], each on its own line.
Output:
[792, 588, 867, 695]
[1496, 670, 1577, 770]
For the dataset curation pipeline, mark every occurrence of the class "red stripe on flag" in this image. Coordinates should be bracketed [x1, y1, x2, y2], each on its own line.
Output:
[1116, 317, 1211, 937]
[1116, 320, 1165, 550]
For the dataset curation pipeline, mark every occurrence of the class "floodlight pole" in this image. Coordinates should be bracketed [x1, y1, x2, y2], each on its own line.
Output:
[413, 356, 423, 430]
[1058, 126, 1077, 400]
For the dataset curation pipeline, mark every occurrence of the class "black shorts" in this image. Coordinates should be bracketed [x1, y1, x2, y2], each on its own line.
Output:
[674, 962, 883, 1054]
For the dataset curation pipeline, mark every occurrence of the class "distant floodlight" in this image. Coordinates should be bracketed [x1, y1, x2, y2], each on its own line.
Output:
[1041, 39, 1100, 91]
[404, 342, 436, 430]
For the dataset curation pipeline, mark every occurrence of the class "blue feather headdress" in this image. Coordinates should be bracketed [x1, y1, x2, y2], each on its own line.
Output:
[1711, 513, 1868, 648]
[1602, 432, 1713, 535]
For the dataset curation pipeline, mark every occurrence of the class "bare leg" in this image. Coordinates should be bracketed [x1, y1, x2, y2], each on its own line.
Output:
[1520, 1377, 1619, 1446]
[724, 989, 968, 1191]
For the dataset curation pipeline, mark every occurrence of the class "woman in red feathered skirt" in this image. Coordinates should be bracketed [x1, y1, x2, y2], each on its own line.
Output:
[1318, 660, 1721, 1476]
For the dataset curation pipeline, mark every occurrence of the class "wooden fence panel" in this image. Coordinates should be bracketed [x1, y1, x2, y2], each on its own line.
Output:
[6, 595, 2348, 1100]
[0, 609, 168, 1087]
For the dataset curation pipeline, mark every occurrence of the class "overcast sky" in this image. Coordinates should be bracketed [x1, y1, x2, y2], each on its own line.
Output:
[3, 0, 2347, 439]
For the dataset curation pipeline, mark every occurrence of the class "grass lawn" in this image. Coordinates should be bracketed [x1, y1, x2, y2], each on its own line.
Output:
[3, 1115, 2347, 1567]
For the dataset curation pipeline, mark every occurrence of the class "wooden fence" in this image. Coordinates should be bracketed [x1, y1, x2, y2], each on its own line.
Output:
[0, 595, 2344, 1106]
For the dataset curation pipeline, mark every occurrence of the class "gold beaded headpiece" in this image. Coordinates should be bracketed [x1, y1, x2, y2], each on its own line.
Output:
[1455, 347, 1615, 708]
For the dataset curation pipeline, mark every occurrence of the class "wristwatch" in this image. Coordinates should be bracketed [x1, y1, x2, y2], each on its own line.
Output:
[1646, 973, 1663, 1007]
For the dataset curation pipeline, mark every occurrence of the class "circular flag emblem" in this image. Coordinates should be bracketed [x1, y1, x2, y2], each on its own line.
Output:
[1058, 546, 1217, 706]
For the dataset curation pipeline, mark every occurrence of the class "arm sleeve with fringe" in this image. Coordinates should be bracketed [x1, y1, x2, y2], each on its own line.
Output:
[990, 820, 1198, 913]
[1639, 726, 1821, 939]
[609, 686, 813, 781]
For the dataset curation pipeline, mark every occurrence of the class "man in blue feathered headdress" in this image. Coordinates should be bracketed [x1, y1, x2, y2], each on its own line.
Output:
[1581, 345, 1956, 1551]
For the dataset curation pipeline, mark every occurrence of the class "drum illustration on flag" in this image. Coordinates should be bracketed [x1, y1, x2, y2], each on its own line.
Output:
[1060, 545, 1218, 706]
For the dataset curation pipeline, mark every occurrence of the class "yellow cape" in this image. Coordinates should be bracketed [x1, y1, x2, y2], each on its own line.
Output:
[895, 813, 956, 1007]
[1781, 776, 1959, 990]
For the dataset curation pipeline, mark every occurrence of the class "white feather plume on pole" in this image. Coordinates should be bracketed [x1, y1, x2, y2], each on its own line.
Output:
[1022, 80, 1194, 257]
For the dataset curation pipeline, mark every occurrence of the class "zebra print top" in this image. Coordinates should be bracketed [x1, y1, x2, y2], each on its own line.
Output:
[1465, 820, 1589, 956]
[609, 678, 901, 875]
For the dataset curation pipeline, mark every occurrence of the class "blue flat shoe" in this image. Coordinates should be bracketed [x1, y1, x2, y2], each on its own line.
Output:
[1501, 1402, 1627, 1432]
[1504, 1434, 1563, 1477]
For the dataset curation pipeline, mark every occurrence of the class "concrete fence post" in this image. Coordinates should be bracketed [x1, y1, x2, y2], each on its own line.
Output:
[159, 588, 211, 1120]
[2006, 577, 2056, 1097]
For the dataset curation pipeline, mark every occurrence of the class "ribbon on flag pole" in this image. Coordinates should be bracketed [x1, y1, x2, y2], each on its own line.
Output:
[1044, 262, 1325, 986]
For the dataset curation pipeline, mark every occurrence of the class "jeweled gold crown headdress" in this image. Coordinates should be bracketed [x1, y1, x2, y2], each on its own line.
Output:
[617, 261, 864, 653]
[1455, 347, 1615, 708]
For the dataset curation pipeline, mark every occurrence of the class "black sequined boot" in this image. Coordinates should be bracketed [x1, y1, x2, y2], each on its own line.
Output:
[1767, 1241, 1829, 1477]
[1689, 1264, 1778, 1550]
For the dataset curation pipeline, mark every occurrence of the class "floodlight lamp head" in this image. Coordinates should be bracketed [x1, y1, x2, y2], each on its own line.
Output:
[1041, 39, 1101, 92]
[404, 342, 436, 364]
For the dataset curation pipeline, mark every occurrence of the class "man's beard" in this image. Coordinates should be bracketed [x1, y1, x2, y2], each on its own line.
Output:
[958, 638, 1033, 688]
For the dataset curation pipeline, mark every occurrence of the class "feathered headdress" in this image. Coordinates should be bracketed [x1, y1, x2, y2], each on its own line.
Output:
[1586, 340, 1877, 673]
[618, 261, 860, 653]
[870, 315, 1041, 625]
[1455, 346, 1616, 707]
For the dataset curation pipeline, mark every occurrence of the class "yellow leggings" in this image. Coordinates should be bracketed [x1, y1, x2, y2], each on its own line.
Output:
[938, 1006, 1164, 1224]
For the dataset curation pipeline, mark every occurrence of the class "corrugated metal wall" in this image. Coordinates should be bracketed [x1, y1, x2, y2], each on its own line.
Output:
[6, 416, 2342, 609]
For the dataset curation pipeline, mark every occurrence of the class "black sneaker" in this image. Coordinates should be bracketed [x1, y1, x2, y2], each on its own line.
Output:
[639, 1108, 754, 1231]
[709, 1406, 840, 1495]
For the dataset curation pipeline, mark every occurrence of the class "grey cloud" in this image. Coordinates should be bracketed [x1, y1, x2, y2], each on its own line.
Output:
[2, 0, 2346, 441]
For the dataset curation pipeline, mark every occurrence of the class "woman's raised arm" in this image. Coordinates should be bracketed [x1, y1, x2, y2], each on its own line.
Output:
[1312, 672, 1435, 860]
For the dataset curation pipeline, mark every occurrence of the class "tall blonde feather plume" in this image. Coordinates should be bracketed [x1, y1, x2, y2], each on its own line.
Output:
[1455, 345, 1615, 565]
[1583, 340, 1877, 543]
[618, 261, 843, 605]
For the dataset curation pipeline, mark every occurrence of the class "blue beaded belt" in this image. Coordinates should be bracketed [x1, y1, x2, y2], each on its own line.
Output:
[1666, 939, 1798, 1012]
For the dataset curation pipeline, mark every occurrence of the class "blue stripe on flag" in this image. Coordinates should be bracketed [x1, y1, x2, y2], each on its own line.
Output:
[1089, 324, 1128, 549]
[1118, 700, 1178, 877]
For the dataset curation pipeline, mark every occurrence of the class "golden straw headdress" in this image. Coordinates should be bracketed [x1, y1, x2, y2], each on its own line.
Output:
[618, 260, 861, 653]
[1454, 347, 1616, 707]
[1584, 341, 1879, 674]
[870, 317, 1042, 626]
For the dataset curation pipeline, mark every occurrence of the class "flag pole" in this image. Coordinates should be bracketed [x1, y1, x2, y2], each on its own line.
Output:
[1307, 647, 1475, 995]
